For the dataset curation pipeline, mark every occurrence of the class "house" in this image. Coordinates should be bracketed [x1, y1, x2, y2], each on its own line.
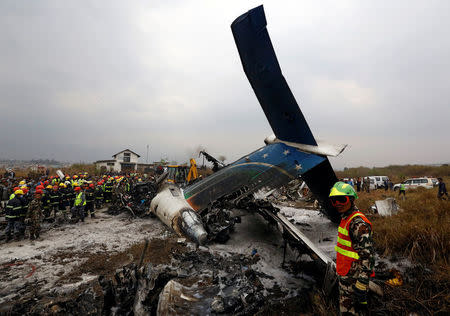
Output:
[95, 149, 141, 172]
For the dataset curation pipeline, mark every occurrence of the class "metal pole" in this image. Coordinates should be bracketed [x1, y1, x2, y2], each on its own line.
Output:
[146, 145, 149, 163]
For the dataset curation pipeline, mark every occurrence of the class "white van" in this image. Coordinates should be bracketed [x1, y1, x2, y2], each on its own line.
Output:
[368, 176, 389, 189]
[363, 177, 377, 190]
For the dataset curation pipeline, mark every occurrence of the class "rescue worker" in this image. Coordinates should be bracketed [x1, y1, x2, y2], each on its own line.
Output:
[72, 186, 86, 223]
[68, 182, 77, 206]
[124, 179, 131, 193]
[5, 189, 24, 241]
[43, 185, 52, 218]
[21, 187, 30, 205]
[94, 182, 104, 209]
[71, 175, 78, 187]
[437, 177, 448, 200]
[329, 182, 375, 316]
[399, 182, 406, 200]
[20, 188, 30, 233]
[49, 185, 60, 218]
[363, 177, 370, 193]
[9, 186, 20, 200]
[25, 189, 43, 240]
[85, 183, 95, 218]
[58, 183, 69, 220]
[103, 178, 113, 203]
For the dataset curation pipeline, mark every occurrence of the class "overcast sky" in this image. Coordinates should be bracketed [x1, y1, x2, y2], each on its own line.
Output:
[1, 0, 449, 169]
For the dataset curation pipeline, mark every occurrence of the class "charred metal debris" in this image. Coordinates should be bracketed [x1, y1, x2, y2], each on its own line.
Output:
[14, 249, 313, 315]
[107, 181, 157, 218]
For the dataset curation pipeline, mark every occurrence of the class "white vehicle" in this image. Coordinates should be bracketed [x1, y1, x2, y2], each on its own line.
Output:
[362, 177, 377, 190]
[368, 176, 390, 189]
[393, 177, 435, 191]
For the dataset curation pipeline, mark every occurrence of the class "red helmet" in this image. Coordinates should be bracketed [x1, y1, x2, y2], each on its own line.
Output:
[13, 187, 20, 192]
[74, 187, 82, 192]
[89, 183, 94, 188]
[36, 185, 44, 190]
[35, 189, 43, 195]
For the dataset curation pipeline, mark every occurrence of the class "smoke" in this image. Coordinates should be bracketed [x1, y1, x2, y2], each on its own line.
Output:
[184, 145, 207, 161]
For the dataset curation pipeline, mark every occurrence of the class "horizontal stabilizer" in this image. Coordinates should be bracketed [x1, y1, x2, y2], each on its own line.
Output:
[264, 134, 347, 157]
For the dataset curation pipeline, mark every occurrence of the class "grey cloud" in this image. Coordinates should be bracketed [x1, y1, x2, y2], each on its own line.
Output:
[0, 1, 449, 168]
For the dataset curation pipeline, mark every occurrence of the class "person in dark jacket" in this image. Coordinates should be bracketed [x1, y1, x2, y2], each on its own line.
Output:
[49, 185, 60, 218]
[58, 183, 69, 220]
[5, 189, 24, 241]
[66, 185, 75, 212]
[94, 182, 103, 209]
[85, 183, 95, 218]
[437, 178, 448, 200]
[42, 185, 52, 218]
[103, 179, 113, 203]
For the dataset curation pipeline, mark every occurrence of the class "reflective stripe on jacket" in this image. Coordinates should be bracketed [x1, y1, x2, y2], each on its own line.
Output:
[335, 211, 372, 276]
[5, 197, 23, 219]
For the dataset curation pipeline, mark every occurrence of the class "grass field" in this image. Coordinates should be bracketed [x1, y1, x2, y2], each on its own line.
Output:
[352, 185, 450, 314]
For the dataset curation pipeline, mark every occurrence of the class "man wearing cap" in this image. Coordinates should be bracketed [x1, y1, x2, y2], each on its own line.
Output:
[5, 189, 25, 241]
[26, 190, 44, 240]
[329, 182, 375, 316]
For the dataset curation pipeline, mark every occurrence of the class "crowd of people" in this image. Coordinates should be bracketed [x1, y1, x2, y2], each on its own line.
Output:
[0, 172, 148, 242]
[339, 177, 394, 193]
[340, 176, 448, 199]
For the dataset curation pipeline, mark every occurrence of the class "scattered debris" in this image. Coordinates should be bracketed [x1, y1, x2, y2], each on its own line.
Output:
[199, 150, 226, 172]
[100, 248, 314, 315]
[374, 198, 399, 216]
[107, 181, 156, 218]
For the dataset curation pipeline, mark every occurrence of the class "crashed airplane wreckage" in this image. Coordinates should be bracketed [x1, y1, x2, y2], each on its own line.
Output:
[150, 5, 346, 269]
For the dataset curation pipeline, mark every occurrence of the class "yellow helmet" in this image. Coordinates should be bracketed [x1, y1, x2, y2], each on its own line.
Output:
[59, 183, 65, 187]
[14, 189, 24, 195]
[20, 185, 27, 189]
[46, 185, 53, 189]
[73, 182, 79, 186]
[19, 180, 26, 185]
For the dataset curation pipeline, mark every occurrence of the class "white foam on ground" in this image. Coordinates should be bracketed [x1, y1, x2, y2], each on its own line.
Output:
[277, 205, 337, 259]
[0, 210, 167, 305]
[0, 203, 339, 306]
